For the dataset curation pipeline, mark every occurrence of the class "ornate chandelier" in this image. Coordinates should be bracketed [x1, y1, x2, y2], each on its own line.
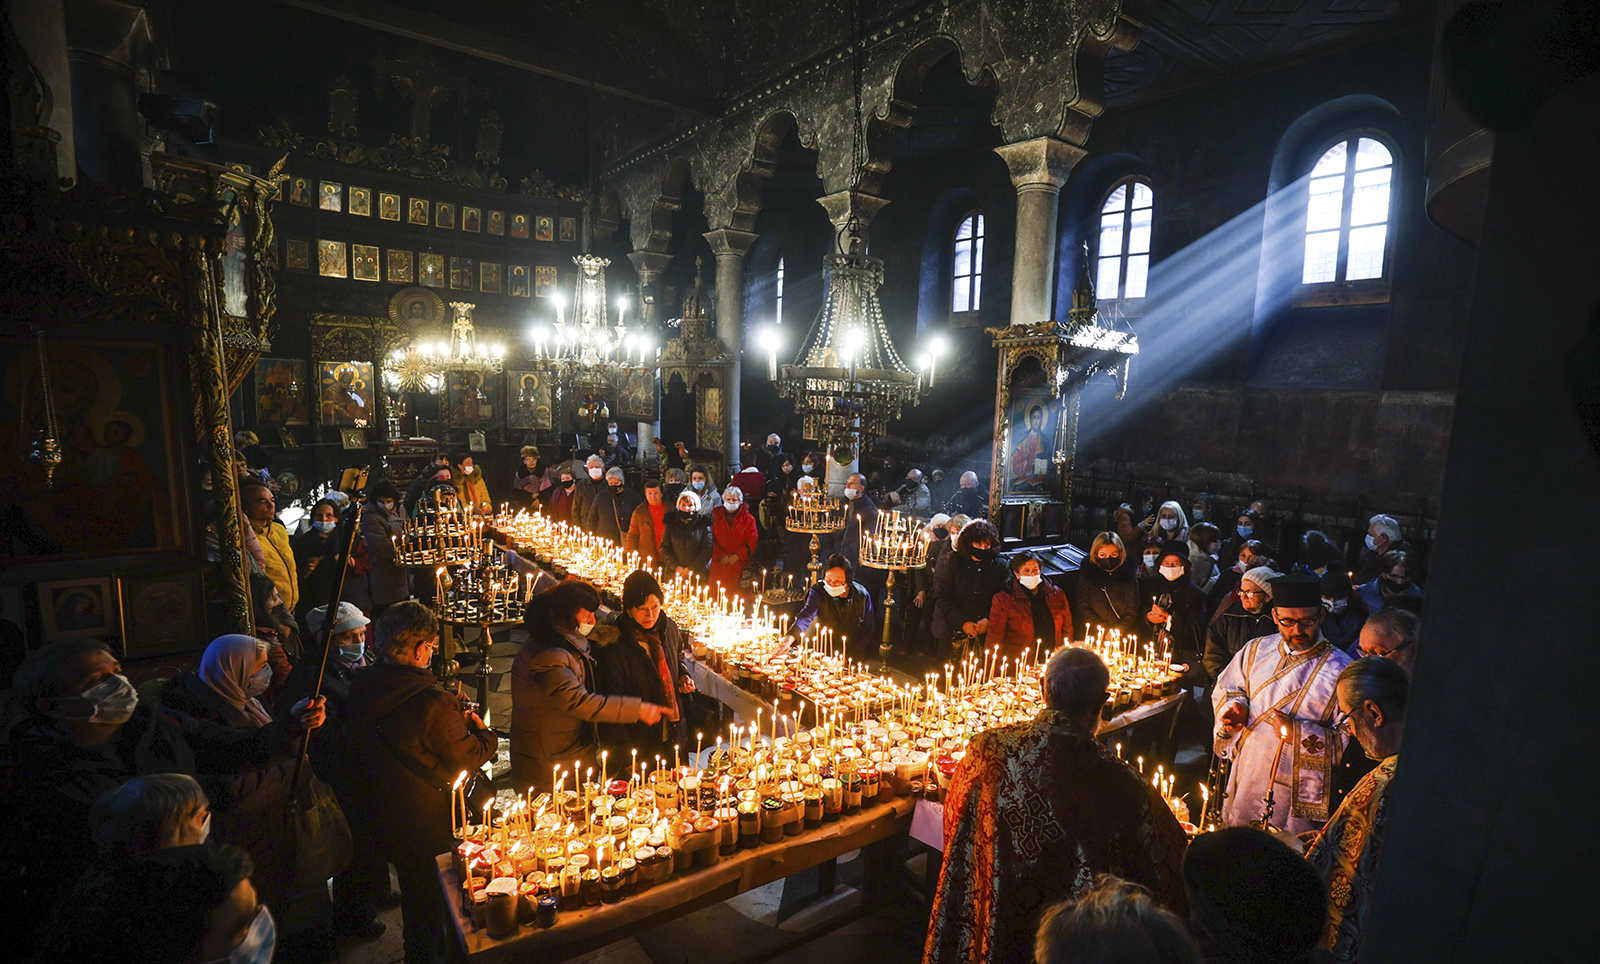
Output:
[388, 302, 505, 394]
[772, 232, 926, 459]
[532, 253, 656, 378]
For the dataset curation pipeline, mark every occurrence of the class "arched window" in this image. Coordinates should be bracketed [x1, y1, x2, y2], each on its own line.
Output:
[1302, 136, 1393, 285]
[774, 256, 785, 324]
[1097, 181, 1152, 299]
[952, 212, 984, 314]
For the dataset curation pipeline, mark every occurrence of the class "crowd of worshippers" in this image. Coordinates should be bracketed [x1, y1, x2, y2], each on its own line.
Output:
[0, 429, 1422, 964]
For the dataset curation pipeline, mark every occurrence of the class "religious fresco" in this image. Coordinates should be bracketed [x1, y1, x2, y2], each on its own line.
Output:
[447, 370, 497, 429]
[349, 186, 371, 216]
[289, 176, 312, 206]
[38, 576, 116, 642]
[352, 243, 380, 282]
[506, 370, 552, 430]
[488, 211, 504, 236]
[409, 198, 429, 225]
[420, 252, 445, 288]
[319, 361, 373, 427]
[0, 339, 183, 558]
[535, 215, 553, 241]
[285, 238, 309, 270]
[479, 262, 501, 294]
[511, 213, 528, 239]
[463, 206, 481, 232]
[253, 357, 308, 427]
[436, 202, 456, 229]
[220, 186, 248, 317]
[117, 570, 204, 658]
[319, 181, 342, 212]
[508, 265, 529, 297]
[387, 249, 414, 284]
[534, 265, 555, 297]
[559, 217, 576, 242]
[1004, 362, 1057, 496]
[450, 257, 474, 290]
[379, 192, 400, 221]
[614, 368, 658, 421]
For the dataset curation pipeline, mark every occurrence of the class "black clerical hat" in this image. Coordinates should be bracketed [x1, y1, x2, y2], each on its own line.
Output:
[1268, 572, 1322, 609]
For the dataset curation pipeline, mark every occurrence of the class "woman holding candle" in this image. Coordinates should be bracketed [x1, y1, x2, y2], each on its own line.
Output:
[710, 485, 758, 596]
[659, 491, 714, 580]
[594, 571, 696, 769]
[510, 580, 672, 794]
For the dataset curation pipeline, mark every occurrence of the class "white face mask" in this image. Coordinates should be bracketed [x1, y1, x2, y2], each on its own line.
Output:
[823, 582, 848, 598]
[588, 467, 603, 479]
[1018, 573, 1043, 590]
[1159, 517, 1178, 530]
[462, 465, 475, 475]
[1323, 597, 1349, 614]
[724, 501, 740, 511]
[1143, 553, 1159, 569]
[801, 464, 814, 474]
[843, 487, 860, 499]
[197, 810, 212, 844]
[1364, 533, 1379, 551]
[1160, 565, 1185, 581]
[50, 673, 139, 725]
[246, 665, 272, 698]
[575, 620, 595, 636]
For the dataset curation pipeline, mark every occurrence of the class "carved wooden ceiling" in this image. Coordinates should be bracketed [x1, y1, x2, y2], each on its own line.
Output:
[1103, 0, 1410, 105]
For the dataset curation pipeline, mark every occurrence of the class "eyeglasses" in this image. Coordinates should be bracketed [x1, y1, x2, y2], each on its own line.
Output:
[1274, 615, 1321, 631]
[1332, 708, 1353, 734]
[1239, 589, 1266, 598]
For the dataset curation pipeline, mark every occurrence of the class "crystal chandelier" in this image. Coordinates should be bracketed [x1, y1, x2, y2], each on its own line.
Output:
[388, 301, 505, 392]
[772, 233, 926, 459]
[531, 253, 656, 377]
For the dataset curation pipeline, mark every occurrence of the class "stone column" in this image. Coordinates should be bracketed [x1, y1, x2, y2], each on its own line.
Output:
[703, 228, 758, 471]
[627, 250, 673, 327]
[994, 137, 1086, 326]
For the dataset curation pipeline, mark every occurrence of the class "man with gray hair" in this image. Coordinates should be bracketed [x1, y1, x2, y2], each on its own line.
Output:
[571, 454, 606, 532]
[888, 467, 933, 518]
[587, 465, 643, 543]
[1306, 657, 1409, 964]
[1354, 606, 1420, 675]
[926, 647, 1188, 964]
[1355, 513, 1412, 583]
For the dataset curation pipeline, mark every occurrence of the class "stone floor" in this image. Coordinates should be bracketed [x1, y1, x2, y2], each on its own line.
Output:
[332, 851, 932, 964]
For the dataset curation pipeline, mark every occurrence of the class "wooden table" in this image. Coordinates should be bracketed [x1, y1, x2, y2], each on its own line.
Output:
[437, 795, 917, 962]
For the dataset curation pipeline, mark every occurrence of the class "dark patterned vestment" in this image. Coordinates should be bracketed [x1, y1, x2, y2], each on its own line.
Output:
[923, 709, 1189, 964]
[1305, 754, 1398, 963]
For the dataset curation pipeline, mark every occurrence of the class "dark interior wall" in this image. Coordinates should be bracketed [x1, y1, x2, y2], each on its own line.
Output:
[1055, 26, 1477, 508]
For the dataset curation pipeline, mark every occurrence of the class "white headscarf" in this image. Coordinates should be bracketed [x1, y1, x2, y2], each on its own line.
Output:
[197, 634, 273, 727]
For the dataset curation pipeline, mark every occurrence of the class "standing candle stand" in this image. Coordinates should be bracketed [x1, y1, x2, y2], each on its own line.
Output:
[859, 511, 931, 672]
[784, 492, 847, 586]
[434, 543, 530, 727]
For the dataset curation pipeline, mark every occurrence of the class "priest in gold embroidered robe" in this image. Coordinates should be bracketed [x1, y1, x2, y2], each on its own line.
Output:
[1306, 656, 1409, 963]
[924, 648, 1188, 964]
[1212, 573, 1352, 834]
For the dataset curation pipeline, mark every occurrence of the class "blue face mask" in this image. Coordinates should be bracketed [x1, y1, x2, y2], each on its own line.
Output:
[312, 520, 337, 533]
[1236, 525, 1253, 538]
[205, 905, 276, 964]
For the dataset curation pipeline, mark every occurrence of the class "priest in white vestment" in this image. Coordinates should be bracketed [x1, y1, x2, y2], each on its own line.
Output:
[1212, 573, 1353, 834]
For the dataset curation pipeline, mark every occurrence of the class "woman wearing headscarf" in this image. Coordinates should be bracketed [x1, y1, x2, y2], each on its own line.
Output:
[659, 490, 714, 580]
[710, 485, 758, 595]
[157, 635, 299, 910]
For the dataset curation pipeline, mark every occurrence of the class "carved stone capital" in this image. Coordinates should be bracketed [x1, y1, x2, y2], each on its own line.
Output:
[816, 190, 890, 231]
[994, 137, 1087, 192]
[627, 250, 674, 283]
[703, 227, 760, 259]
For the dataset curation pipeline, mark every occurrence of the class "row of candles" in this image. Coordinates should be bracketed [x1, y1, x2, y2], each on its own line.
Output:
[393, 496, 487, 566]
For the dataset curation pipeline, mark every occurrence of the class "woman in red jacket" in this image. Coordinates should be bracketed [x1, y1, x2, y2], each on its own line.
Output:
[987, 551, 1072, 666]
[710, 485, 758, 597]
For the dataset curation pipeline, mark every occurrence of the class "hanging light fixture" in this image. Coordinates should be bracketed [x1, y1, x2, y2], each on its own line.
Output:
[769, 0, 926, 459]
[530, 253, 657, 379]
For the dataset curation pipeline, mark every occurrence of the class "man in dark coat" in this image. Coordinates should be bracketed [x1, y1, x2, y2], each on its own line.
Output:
[837, 472, 885, 601]
[588, 467, 644, 544]
[932, 519, 1008, 650]
[1203, 566, 1280, 682]
[347, 602, 496, 964]
[1137, 540, 1208, 683]
[925, 648, 1188, 964]
[782, 554, 877, 659]
[1072, 532, 1140, 639]
[594, 571, 695, 764]
[0, 638, 325, 956]
[945, 470, 989, 518]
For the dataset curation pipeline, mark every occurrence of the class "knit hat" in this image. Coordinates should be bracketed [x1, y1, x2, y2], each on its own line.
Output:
[1183, 827, 1326, 964]
[306, 601, 370, 637]
[1158, 540, 1190, 565]
[1319, 568, 1354, 599]
[1242, 566, 1283, 597]
[622, 569, 664, 610]
[1267, 572, 1323, 609]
